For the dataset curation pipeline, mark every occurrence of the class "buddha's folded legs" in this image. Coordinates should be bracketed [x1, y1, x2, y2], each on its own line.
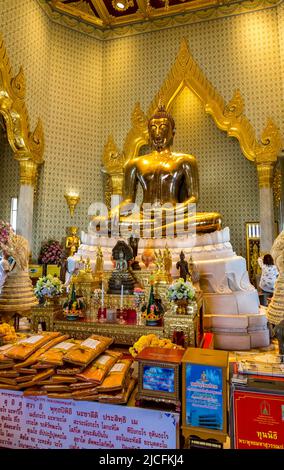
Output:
[119, 211, 222, 238]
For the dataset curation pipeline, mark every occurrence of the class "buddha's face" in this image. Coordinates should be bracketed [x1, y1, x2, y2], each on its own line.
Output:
[149, 117, 174, 151]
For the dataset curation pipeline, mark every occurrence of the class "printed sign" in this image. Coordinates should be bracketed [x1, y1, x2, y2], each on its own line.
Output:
[232, 389, 284, 449]
[185, 363, 223, 430]
[0, 390, 179, 449]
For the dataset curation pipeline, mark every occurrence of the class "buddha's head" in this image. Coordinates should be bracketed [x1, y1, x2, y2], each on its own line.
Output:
[148, 103, 175, 151]
[70, 226, 78, 236]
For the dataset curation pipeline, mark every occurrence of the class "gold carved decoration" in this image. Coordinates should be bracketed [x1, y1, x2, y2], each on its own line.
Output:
[0, 34, 44, 186]
[38, 0, 281, 41]
[257, 162, 275, 189]
[102, 38, 281, 199]
[102, 135, 127, 203]
[19, 160, 38, 187]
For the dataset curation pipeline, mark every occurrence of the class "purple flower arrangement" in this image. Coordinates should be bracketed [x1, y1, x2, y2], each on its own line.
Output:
[39, 239, 64, 265]
[0, 221, 13, 247]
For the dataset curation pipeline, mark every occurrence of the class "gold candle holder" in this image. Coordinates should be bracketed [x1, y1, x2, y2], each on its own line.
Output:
[64, 193, 80, 217]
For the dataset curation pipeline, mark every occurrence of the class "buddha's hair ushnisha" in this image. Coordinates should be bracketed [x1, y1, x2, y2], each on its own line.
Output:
[148, 95, 175, 132]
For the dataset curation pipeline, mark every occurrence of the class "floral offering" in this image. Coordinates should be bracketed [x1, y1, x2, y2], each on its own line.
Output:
[129, 334, 183, 358]
[34, 274, 63, 300]
[167, 277, 195, 302]
[0, 221, 13, 247]
[39, 239, 64, 265]
[133, 287, 145, 309]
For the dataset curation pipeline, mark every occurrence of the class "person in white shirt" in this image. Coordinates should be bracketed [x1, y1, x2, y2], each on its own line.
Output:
[0, 251, 13, 293]
[258, 254, 278, 306]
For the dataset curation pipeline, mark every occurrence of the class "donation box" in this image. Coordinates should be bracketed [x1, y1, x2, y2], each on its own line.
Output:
[182, 348, 229, 445]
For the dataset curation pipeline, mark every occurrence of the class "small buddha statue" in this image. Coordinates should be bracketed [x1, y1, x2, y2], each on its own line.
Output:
[95, 246, 104, 273]
[153, 249, 168, 283]
[163, 244, 172, 281]
[108, 241, 135, 294]
[154, 249, 164, 272]
[188, 254, 200, 288]
[94, 246, 104, 287]
[176, 251, 189, 282]
[115, 250, 128, 271]
[128, 235, 141, 270]
[66, 226, 80, 257]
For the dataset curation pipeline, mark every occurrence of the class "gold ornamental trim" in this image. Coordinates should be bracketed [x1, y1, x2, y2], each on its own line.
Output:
[36, 0, 281, 40]
[257, 162, 275, 189]
[123, 39, 281, 166]
[0, 34, 44, 185]
[19, 160, 38, 186]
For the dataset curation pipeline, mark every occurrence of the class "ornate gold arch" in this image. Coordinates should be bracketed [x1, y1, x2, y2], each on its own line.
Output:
[102, 38, 282, 201]
[0, 35, 44, 186]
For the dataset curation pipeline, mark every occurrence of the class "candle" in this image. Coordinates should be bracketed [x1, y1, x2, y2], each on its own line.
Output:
[120, 284, 124, 309]
[101, 284, 104, 307]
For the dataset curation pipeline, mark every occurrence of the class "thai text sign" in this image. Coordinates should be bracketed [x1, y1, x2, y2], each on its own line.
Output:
[232, 389, 284, 449]
[0, 390, 179, 449]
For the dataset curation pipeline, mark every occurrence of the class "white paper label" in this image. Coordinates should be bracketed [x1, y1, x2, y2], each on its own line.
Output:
[96, 354, 110, 365]
[52, 342, 74, 351]
[0, 344, 13, 351]
[82, 338, 100, 349]
[21, 335, 44, 345]
[110, 363, 125, 373]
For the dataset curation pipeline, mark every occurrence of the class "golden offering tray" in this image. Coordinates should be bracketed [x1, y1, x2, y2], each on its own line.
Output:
[52, 317, 164, 344]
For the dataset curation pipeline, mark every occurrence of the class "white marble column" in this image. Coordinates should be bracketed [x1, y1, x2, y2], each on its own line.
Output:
[16, 184, 34, 247]
[16, 160, 37, 249]
[257, 163, 275, 253]
[259, 186, 275, 253]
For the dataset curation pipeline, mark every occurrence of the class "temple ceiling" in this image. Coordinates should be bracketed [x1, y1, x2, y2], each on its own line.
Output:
[36, 0, 281, 39]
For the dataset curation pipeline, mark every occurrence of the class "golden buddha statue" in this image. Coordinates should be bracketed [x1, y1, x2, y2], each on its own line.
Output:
[66, 226, 80, 256]
[93, 102, 221, 237]
[120, 103, 221, 236]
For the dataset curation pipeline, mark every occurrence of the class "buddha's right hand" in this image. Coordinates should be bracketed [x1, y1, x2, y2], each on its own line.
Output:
[119, 202, 136, 217]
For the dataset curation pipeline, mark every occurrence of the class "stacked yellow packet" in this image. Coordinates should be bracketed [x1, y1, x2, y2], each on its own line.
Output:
[5, 332, 61, 361]
[96, 359, 133, 392]
[76, 350, 122, 384]
[36, 339, 78, 366]
[98, 377, 136, 404]
[63, 335, 113, 366]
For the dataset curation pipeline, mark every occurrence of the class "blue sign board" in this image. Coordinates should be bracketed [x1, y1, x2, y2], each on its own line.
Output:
[185, 363, 223, 430]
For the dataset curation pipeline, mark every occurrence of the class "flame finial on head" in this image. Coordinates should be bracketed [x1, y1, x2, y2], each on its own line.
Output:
[148, 92, 176, 132]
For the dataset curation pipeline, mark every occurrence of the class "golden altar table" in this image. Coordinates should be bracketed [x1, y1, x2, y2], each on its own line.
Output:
[30, 293, 202, 346]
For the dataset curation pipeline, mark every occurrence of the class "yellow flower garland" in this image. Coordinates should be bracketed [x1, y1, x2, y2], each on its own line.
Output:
[129, 334, 183, 358]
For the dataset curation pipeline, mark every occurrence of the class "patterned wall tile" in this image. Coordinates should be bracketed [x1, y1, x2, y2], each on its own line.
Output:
[0, 136, 19, 222]
[277, 2, 284, 134]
